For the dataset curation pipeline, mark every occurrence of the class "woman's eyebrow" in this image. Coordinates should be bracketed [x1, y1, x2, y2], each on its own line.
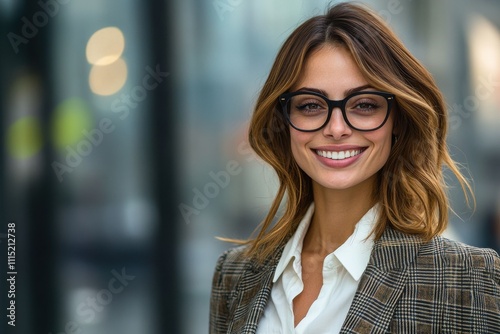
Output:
[295, 84, 373, 98]
[295, 87, 328, 95]
[344, 84, 373, 96]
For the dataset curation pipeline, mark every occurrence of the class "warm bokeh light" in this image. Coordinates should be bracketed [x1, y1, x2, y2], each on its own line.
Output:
[468, 15, 500, 126]
[468, 15, 500, 79]
[89, 58, 128, 96]
[86, 27, 125, 66]
[6, 116, 43, 159]
[51, 98, 93, 149]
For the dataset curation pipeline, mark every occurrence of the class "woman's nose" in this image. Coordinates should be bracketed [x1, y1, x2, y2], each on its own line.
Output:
[321, 108, 353, 139]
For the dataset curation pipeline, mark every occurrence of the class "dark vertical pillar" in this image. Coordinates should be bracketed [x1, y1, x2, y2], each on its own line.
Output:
[0, 10, 9, 334]
[1, 2, 57, 333]
[24, 2, 58, 334]
[146, 0, 180, 333]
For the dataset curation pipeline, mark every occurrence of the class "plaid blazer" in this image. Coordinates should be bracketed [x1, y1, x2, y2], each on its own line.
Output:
[209, 226, 500, 333]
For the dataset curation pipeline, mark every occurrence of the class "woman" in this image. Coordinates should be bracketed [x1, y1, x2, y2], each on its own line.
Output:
[210, 3, 500, 333]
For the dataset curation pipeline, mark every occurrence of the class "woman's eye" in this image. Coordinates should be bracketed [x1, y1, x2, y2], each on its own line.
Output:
[356, 102, 376, 109]
[298, 103, 322, 110]
[351, 99, 382, 110]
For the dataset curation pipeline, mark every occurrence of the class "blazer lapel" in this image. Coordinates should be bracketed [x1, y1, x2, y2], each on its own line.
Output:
[341, 227, 425, 333]
[227, 249, 282, 334]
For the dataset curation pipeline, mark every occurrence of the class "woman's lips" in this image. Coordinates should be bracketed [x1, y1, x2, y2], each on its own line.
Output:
[315, 148, 364, 160]
[312, 146, 367, 167]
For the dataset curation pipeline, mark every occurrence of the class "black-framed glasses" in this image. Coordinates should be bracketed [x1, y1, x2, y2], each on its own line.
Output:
[278, 90, 395, 132]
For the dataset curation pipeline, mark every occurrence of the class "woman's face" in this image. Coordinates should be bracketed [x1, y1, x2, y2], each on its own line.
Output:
[289, 44, 395, 193]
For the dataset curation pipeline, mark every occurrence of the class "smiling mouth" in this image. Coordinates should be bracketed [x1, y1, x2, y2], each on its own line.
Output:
[315, 149, 365, 160]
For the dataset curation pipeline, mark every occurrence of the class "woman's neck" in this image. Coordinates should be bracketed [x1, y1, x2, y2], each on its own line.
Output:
[303, 177, 376, 256]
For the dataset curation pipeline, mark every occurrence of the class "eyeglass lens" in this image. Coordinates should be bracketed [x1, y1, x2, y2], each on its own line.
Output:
[285, 93, 389, 131]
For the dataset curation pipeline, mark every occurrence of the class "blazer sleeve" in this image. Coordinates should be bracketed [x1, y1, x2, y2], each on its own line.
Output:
[469, 247, 500, 327]
[209, 247, 247, 334]
[445, 243, 500, 332]
[209, 250, 230, 334]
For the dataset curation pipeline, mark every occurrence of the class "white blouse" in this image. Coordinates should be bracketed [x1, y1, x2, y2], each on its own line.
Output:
[256, 203, 378, 334]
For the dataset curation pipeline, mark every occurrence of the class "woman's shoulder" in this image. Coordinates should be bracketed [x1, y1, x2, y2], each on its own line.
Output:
[212, 243, 283, 283]
[214, 245, 252, 273]
[432, 235, 499, 261]
[211, 244, 281, 296]
[427, 235, 500, 281]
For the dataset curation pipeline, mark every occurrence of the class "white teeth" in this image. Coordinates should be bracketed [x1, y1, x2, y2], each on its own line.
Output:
[316, 149, 362, 160]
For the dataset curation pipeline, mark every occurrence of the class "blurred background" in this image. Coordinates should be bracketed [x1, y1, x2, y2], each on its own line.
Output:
[0, 0, 499, 333]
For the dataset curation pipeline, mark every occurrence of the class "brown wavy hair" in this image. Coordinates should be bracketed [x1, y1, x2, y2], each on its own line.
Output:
[232, 2, 473, 262]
